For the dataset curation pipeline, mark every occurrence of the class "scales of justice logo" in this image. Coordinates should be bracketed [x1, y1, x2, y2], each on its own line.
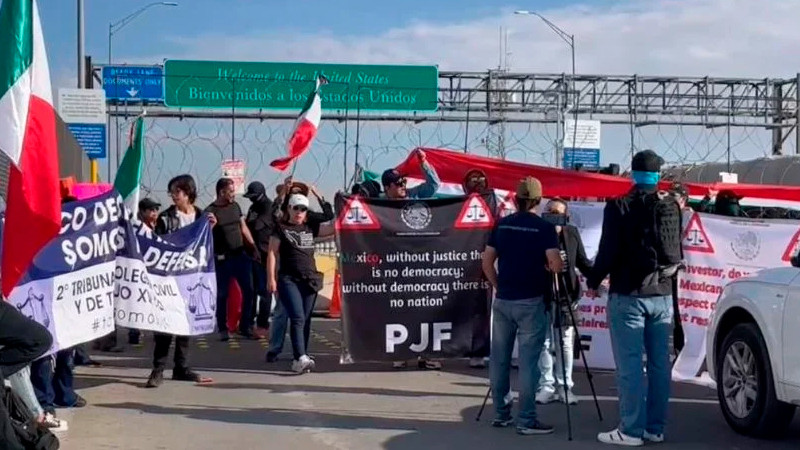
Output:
[186, 278, 215, 321]
[16, 288, 50, 328]
[401, 202, 432, 230]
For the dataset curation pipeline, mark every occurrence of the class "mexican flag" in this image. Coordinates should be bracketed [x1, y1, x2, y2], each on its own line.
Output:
[114, 116, 145, 217]
[269, 75, 327, 171]
[0, 0, 61, 296]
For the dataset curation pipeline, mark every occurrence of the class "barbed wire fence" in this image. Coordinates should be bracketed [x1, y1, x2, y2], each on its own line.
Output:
[103, 113, 788, 208]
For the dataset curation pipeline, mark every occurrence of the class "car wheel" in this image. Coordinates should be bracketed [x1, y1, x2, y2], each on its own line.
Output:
[716, 322, 796, 438]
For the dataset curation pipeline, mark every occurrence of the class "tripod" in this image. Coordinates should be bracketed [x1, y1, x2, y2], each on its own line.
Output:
[475, 272, 603, 441]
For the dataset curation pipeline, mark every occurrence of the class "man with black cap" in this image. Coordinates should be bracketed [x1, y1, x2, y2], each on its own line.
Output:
[244, 181, 275, 336]
[138, 197, 161, 230]
[587, 150, 682, 446]
[482, 176, 563, 435]
[381, 149, 440, 200]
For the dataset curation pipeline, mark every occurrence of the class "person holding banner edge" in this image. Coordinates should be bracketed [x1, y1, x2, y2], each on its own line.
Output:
[587, 150, 682, 446]
[482, 176, 563, 435]
[267, 188, 334, 374]
[146, 174, 212, 388]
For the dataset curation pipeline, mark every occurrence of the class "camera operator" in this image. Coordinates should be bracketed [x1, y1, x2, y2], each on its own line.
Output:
[482, 177, 563, 436]
[587, 150, 682, 446]
[536, 198, 593, 406]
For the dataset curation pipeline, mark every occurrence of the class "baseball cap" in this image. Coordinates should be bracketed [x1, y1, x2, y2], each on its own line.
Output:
[381, 169, 405, 187]
[631, 150, 665, 173]
[138, 198, 161, 211]
[287, 194, 310, 209]
[516, 176, 543, 199]
[244, 181, 266, 200]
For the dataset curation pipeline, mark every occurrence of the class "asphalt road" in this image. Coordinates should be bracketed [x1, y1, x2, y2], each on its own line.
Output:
[55, 318, 800, 449]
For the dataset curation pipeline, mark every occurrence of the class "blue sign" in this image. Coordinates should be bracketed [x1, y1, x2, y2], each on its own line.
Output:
[102, 65, 164, 102]
[67, 123, 107, 159]
[563, 148, 600, 169]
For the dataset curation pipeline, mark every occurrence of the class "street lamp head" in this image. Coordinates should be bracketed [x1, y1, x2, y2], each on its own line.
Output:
[514, 10, 531, 15]
[162, 2, 179, 6]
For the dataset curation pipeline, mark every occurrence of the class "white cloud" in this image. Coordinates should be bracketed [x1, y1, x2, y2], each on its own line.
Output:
[134, 0, 800, 78]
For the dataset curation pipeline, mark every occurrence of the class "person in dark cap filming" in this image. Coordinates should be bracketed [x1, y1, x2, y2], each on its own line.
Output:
[244, 181, 275, 337]
[587, 150, 682, 446]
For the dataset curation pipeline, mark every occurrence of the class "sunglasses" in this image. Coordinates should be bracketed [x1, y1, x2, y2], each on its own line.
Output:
[393, 179, 407, 187]
[292, 205, 308, 212]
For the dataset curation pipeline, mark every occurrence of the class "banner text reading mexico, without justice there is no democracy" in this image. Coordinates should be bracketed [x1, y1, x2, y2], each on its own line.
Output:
[8, 190, 217, 356]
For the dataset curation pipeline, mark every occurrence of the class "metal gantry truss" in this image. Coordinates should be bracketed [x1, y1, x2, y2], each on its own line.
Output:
[103, 68, 800, 155]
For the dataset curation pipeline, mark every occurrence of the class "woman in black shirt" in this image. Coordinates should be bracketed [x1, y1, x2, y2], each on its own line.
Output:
[267, 188, 334, 373]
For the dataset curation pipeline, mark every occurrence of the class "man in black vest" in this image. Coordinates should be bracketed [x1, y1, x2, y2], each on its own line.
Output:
[587, 150, 682, 446]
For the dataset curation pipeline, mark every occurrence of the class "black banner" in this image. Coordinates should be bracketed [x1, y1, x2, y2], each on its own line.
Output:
[334, 193, 497, 362]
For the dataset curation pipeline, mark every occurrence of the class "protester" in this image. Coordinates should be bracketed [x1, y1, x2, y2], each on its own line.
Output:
[146, 174, 213, 388]
[699, 188, 744, 217]
[463, 168, 491, 195]
[587, 150, 682, 446]
[138, 197, 161, 229]
[205, 178, 258, 341]
[482, 177, 563, 435]
[463, 168, 492, 369]
[267, 188, 334, 374]
[0, 300, 65, 432]
[383, 149, 443, 369]
[668, 182, 691, 212]
[536, 198, 592, 406]
[30, 195, 86, 415]
[244, 181, 275, 338]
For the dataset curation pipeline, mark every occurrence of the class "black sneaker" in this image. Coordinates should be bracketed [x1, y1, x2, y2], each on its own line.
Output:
[517, 421, 554, 435]
[219, 331, 230, 342]
[266, 352, 279, 363]
[492, 417, 514, 428]
[173, 368, 212, 384]
[56, 395, 87, 408]
[146, 369, 164, 388]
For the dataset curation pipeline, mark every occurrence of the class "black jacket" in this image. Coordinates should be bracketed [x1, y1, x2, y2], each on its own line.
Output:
[245, 197, 275, 261]
[587, 187, 682, 297]
[155, 205, 204, 236]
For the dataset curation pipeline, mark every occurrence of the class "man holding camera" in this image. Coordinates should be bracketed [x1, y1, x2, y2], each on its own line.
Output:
[587, 150, 682, 446]
[482, 177, 563, 435]
[536, 198, 593, 406]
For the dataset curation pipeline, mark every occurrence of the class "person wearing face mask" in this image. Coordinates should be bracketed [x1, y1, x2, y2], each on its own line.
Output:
[244, 181, 275, 338]
[267, 190, 334, 373]
[535, 198, 593, 406]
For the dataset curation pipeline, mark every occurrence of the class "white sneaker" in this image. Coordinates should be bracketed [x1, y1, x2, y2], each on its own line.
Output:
[291, 355, 315, 374]
[597, 428, 644, 446]
[643, 431, 664, 443]
[535, 389, 556, 404]
[557, 386, 578, 405]
[469, 357, 486, 368]
[41, 412, 68, 432]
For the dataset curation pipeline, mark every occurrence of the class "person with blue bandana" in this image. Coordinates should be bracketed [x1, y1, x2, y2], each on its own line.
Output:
[587, 150, 682, 446]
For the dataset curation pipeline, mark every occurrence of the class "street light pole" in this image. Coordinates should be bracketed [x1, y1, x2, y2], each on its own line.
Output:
[107, 2, 178, 181]
[515, 10, 577, 168]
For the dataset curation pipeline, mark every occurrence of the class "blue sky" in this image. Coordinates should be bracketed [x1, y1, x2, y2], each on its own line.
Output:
[33, 0, 800, 204]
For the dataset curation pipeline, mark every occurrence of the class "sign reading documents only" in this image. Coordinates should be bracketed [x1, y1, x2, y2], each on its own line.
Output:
[102, 65, 164, 102]
[58, 88, 107, 159]
[562, 119, 601, 169]
[163, 60, 438, 111]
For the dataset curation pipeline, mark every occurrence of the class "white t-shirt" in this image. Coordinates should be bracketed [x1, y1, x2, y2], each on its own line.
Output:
[176, 210, 196, 228]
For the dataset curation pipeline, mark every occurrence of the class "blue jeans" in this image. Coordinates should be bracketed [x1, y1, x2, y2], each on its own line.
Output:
[30, 348, 77, 410]
[7, 365, 44, 417]
[277, 275, 318, 360]
[267, 298, 288, 356]
[608, 294, 673, 438]
[215, 252, 255, 334]
[490, 297, 548, 428]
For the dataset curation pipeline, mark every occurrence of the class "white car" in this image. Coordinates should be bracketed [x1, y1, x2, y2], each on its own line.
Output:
[706, 261, 800, 438]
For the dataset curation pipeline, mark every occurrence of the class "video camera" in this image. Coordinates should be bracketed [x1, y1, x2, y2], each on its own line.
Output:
[542, 212, 569, 227]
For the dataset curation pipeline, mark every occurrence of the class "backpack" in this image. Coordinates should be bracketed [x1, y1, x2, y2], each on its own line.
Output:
[2, 387, 59, 450]
[615, 189, 681, 295]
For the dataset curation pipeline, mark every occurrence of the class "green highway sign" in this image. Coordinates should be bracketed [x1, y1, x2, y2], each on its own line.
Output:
[163, 60, 439, 111]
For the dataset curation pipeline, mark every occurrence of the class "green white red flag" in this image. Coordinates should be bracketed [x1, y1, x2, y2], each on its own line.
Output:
[270, 75, 327, 171]
[0, 0, 61, 295]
